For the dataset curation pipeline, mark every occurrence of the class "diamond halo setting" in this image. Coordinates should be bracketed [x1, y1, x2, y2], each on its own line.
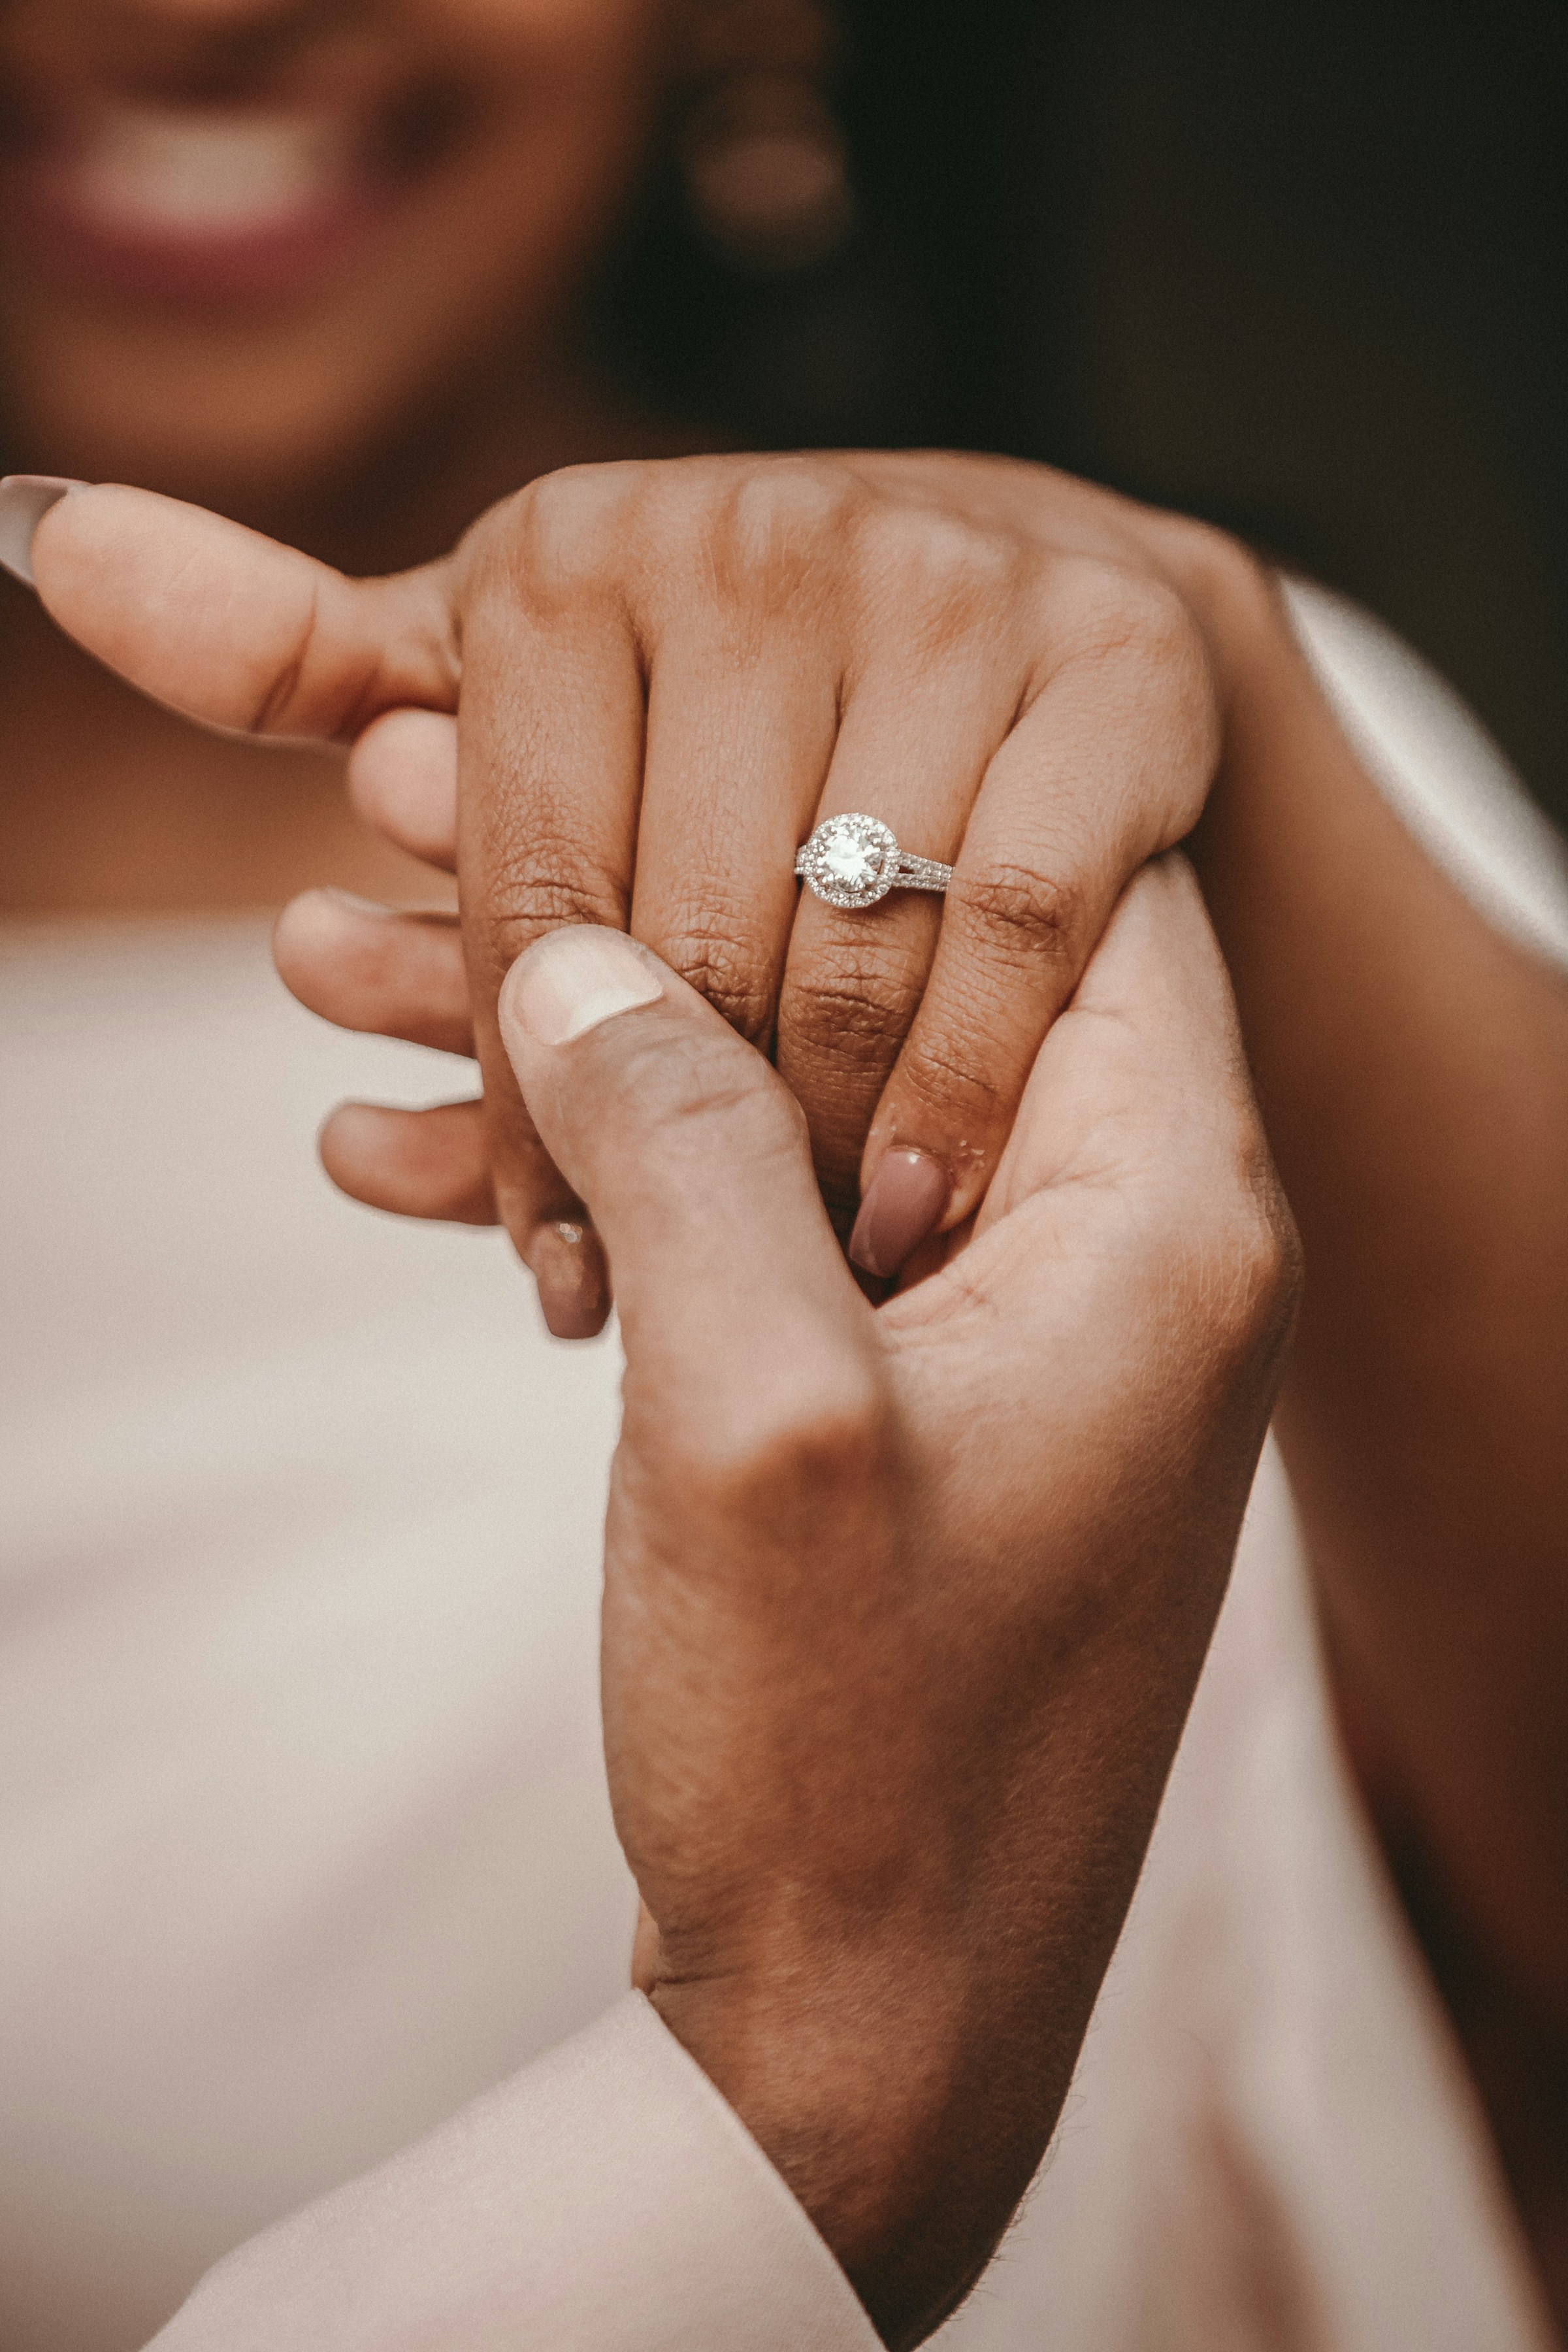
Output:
[794, 813, 952, 910]
[796, 812, 898, 908]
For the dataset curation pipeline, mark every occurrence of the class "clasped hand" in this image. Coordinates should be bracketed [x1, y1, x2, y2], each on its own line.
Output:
[32, 452, 1255, 1326]
[30, 460, 1296, 2345]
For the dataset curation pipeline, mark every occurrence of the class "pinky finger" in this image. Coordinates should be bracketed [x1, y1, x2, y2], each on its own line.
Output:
[321, 1097, 497, 1224]
[320, 1098, 617, 1340]
[348, 708, 459, 872]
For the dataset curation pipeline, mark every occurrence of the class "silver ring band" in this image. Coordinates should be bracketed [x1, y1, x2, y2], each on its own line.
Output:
[794, 813, 953, 910]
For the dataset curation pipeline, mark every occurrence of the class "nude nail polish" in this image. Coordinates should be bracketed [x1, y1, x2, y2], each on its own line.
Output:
[530, 1218, 612, 1340]
[849, 1149, 952, 1280]
[0, 476, 86, 588]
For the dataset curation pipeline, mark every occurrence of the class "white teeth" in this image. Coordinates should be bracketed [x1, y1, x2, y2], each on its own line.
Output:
[73, 105, 350, 235]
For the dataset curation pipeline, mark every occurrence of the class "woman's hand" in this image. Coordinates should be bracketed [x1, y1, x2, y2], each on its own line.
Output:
[21, 457, 1263, 1333]
[487, 856, 1296, 2344]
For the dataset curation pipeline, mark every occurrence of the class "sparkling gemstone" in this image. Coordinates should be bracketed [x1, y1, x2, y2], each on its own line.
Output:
[822, 836, 879, 887]
[800, 811, 898, 907]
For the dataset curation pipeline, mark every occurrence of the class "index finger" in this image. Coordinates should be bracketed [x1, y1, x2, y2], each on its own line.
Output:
[23, 480, 459, 740]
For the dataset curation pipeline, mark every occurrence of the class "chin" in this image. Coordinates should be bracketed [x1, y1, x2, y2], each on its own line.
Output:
[1, 295, 465, 519]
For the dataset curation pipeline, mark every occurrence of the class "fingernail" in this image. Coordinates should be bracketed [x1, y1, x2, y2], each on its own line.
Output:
[501, 926, 663, 1049]
[530, 1218, 612, 1339]
[849, 1149, 952, 1279]
[0, 476, 87, 588]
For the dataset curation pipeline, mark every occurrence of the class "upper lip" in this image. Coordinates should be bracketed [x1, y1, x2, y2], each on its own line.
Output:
[0, 42, 416, 157]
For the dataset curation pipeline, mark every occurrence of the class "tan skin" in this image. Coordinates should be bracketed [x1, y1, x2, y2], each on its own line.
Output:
[3, 0, 1565, 2334]
[0, 0, 691, 913]
[27, 457, 1568, 2334]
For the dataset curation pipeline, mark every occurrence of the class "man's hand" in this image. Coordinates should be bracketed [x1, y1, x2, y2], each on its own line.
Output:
[22, 457, 1255, 1332]
[494, 857, 1296, 2345]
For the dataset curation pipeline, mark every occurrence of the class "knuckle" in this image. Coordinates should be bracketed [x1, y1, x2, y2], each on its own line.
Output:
[783, 945, 924, 1062]
[858, 506, 1026, 647]
[614, 1008, 801, 1156]
[483, 841, 625, 970]
[1167, 513, 1271, 613]
[1179, 1122, 1302, 1356]
[894, 1023, 1011, 1130]
[710, 457, 864, 613]
[1046, 560, 1220, 815]
[1055, 560, 1196, 669]
[500, 462, 650, 607]
[945, 860, 1079, 972]
[728, 456, 859, 549]
[659, 923, 775, 1045]
[665, 1365, 894, 1537]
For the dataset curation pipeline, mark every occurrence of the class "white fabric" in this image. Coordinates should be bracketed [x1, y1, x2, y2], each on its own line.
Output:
[146, 1991, 876, 2351]
[930, 1456, 1556, 2352]
[0, 916, 872, 2351]
[1282, 578, 1568, 973]
[1, 589, 1564, 2350]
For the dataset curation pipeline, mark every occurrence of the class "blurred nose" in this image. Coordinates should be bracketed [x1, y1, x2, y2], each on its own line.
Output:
[112, 0, 312, 17]
[44, 0, 329, 73]
[61, 0, 325, 41]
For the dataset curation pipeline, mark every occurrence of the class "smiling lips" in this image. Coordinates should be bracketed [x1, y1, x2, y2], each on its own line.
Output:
[2, 95, 397, 301]
[69, 104, 356, 239]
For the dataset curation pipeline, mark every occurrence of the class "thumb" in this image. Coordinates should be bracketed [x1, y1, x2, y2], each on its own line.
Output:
[979, 854, 1266, 1228]
[498, 925, 870, 1429]
[14, 478, 458, 740]
[968, 854, 1296, 1362]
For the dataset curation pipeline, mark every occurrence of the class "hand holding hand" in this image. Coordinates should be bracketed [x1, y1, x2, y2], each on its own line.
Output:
[494, 857, 1296, 2343]
[20, 456, 1266, 1332]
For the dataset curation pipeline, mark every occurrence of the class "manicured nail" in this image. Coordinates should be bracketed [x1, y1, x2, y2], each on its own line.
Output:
[529, 1218, 612, 1340]
[849, 1149, 952, 1279]
[0, 476, 87, 588]
[500, 926, 664, 1049]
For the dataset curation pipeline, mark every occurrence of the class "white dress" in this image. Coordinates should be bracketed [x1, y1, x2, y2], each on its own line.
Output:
[1, 586, 1563, 2351]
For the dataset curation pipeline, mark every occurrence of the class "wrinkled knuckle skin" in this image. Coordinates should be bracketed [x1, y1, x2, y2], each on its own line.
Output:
[611, 1015, 796, 1160]
[659, 925, 776, 1047]
[946, 862, 1079, 973]
[893, 1028, 1011, 1133]
[783, 949, 924, 1066]
[483, 850, 627, 975]
[1048, 561, 1220, 816]
[254, 576, 384, 743]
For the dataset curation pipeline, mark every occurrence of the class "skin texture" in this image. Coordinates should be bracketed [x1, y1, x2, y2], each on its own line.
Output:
[23, 452, 1568, 2325]
[491, 869, 1296, 2344]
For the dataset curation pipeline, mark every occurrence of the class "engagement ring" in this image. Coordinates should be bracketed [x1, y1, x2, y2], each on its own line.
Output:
[794, 813, 953, 910]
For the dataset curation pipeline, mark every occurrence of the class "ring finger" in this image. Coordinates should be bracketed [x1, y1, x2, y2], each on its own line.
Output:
[775, 638, 1028, 1237]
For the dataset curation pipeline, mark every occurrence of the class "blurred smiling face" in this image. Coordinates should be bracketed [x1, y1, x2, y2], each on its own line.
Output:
[0, 0, 674, 503]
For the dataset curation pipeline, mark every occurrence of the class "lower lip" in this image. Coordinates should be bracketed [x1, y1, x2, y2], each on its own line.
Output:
[0, 150, 396, 308]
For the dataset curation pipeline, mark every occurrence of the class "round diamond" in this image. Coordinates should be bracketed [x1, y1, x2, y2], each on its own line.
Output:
[800, 813, 898, 908]
[823, 835, 878, 888]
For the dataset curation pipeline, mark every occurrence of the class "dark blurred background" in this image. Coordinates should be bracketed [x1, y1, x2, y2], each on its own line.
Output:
[612, 0, 1567, 828]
